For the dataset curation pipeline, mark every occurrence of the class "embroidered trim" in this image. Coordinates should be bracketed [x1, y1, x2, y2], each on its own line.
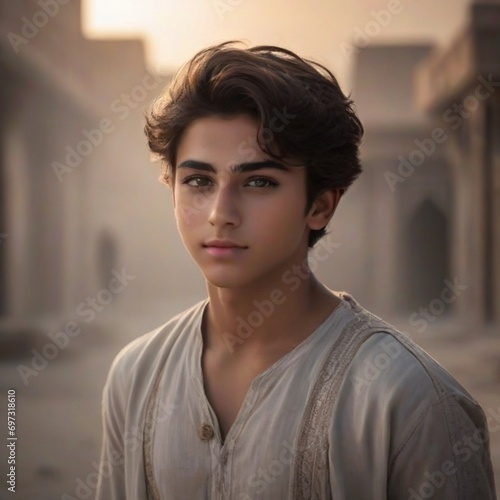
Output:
[143, 362, 164, 500]
[141, 300, 208, 500]
[292, 296, 393, 498]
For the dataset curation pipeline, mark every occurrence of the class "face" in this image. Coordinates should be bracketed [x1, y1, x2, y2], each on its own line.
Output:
[172, 114, 320, 289]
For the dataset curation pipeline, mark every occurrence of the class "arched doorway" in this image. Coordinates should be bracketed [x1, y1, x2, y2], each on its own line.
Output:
[403, 198, 450, 312]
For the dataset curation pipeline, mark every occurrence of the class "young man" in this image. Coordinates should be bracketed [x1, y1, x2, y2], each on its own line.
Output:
[96, 42, 497, 499]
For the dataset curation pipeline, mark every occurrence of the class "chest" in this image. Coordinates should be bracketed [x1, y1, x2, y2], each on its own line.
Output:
[147, 331, 355, 500]
[151, 356, 314, 500]
[201, 352, 269, 441]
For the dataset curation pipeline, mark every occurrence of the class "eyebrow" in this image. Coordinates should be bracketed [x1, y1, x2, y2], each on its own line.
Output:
[177, 159, 290, 174]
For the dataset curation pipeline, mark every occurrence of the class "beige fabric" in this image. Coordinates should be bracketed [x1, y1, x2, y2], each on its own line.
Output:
[96, 293, 497, 499]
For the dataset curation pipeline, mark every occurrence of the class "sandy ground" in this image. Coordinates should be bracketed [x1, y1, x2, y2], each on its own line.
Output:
[0, 302, 499, 500]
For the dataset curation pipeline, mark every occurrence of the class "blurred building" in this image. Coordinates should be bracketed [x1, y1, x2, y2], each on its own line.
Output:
[416, 0, 500, 328]
[346, 0, 500, 332]
[349, 44, 452, 320]
[1, 0, 498, 343]
[0, 0, 202, 339]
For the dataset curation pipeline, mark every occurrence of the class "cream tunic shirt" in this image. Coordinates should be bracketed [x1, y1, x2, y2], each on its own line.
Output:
[96, 293, 496, 499]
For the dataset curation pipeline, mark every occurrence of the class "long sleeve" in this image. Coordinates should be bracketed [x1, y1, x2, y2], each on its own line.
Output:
[326, 330, 497, 500]
[388, 392, 497, 499]
[95, 350, 128, 500]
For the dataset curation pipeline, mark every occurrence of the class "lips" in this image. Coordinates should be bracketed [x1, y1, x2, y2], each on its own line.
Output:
[202, 240, 248, 257]
[203, 240, 248, 249]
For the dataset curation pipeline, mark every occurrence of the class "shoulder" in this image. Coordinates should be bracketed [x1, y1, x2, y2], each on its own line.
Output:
[337, 294, 486, 452]
[103, 299, 208, 400]
[338, 292, 478, 407]
[347, 330, 476, 406]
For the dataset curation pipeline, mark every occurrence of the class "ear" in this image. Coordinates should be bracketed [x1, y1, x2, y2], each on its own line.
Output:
[306, 189, 344, 230]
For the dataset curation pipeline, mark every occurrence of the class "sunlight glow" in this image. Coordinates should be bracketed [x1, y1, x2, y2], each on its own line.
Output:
[82, 0, 470, 87]
[83, 0, 145, 35]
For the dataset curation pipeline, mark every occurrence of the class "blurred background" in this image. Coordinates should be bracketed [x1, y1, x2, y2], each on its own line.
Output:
[0, 0, 499, 497]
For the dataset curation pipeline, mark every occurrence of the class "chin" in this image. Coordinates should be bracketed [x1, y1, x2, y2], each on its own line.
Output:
[204, 275, 247, 289]
[200, 268, 258, 290]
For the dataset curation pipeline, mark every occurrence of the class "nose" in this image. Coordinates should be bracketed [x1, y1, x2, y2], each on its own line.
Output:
[208, 183, 241, 228]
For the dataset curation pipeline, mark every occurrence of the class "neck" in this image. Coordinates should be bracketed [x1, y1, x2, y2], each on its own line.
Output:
[203, 267, 340, 354]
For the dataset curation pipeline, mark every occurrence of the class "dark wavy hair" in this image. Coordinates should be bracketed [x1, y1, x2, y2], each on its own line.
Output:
[144, 41, 364, 247]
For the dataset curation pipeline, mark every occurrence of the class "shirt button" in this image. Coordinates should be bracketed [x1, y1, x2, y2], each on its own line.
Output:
[199, 424, 215, 441]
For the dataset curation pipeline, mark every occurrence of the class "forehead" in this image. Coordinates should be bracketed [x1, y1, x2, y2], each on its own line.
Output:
[176, 114, 267, 166]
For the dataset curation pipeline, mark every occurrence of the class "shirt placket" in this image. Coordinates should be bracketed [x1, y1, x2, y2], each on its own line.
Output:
[200, 382, 260, 500]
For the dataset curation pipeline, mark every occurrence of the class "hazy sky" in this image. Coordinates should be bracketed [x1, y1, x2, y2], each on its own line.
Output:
[83, 0, 472, 90]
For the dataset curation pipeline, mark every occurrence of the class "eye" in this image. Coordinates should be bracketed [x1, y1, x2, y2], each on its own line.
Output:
[182, 176, 212, 188]
[245, 177, 279, 188]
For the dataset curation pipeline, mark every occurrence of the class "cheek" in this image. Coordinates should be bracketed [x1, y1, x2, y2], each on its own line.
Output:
[174, 208, 197, 243]
[174, 192, 209, 228]
[251, 202, 307, 244]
